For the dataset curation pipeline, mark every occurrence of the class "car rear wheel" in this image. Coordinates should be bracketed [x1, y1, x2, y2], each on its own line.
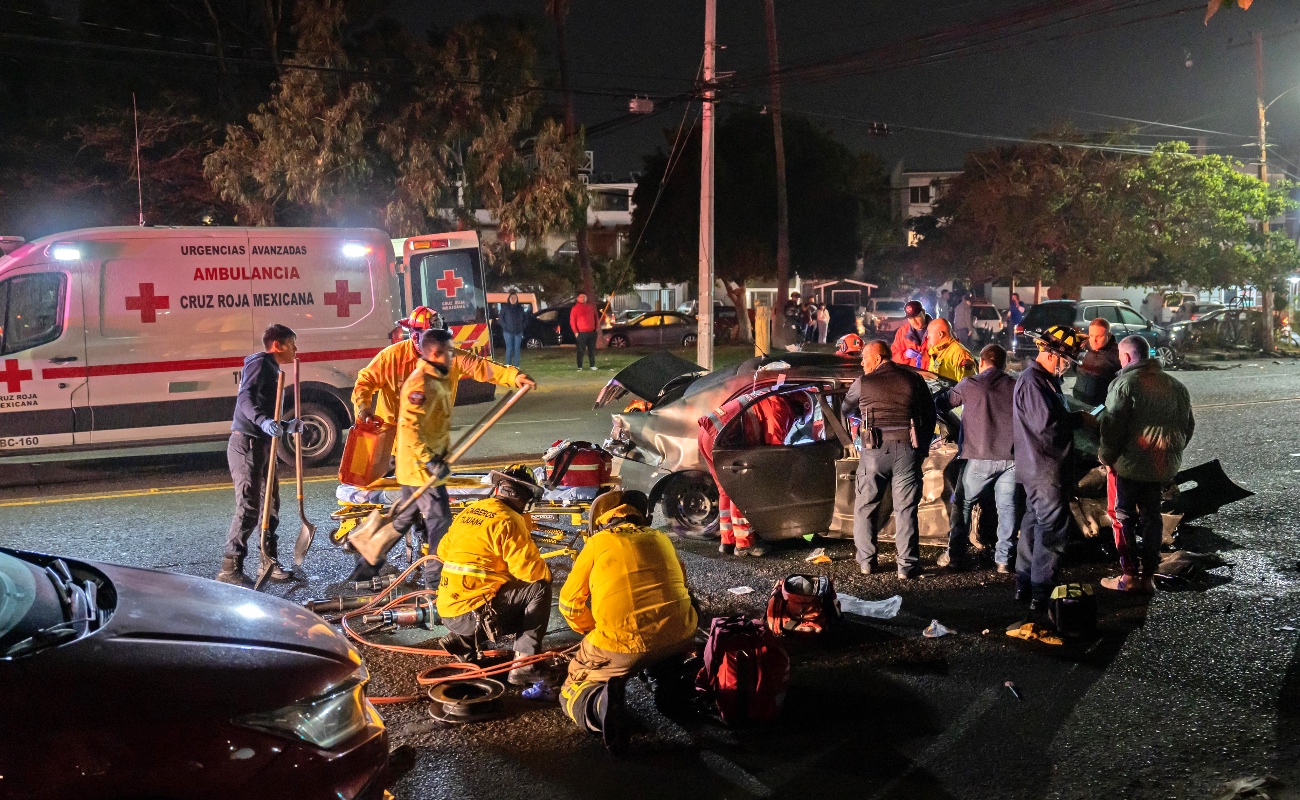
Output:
[278, 401, 343, 468]
[682, 333, 698, 347]
[525, 336, 545, 349]
[659, 472, 719, 539]
[1156, 345, 1178, 368]
[609, 335, 630, 347]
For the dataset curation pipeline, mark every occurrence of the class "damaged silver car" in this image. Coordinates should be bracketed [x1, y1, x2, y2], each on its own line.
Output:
[597, 351, 1251, 546]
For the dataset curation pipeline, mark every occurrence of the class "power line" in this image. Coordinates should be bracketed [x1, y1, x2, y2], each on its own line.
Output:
[1066, 109, 1254, 139]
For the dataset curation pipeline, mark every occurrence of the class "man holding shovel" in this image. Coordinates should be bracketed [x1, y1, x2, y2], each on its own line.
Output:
[348, 328, 457, 587]
[216, 324, 303, 587]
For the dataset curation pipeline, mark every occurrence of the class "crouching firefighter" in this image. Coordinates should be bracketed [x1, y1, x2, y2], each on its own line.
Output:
[559, 490, 700, 754]
[437, 466, 553, 687]
[347, 328, 455, 588]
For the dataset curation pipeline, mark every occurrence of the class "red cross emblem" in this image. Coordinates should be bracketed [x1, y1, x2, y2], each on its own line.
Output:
[1, 359, 33, 393]
[324, 280, 362, 317]
[435, 269, 464, 298]
[125, 283, 170, 323]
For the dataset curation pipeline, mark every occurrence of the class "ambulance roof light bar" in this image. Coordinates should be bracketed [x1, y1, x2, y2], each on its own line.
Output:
[51, 243, 81, 261]
[341, 241, 372, 258]
[410, 238, 449, 250]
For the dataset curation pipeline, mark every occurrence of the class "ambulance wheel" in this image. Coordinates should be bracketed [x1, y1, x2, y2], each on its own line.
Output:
[659, 473, 719, 539]
[281, 401, 343, 468]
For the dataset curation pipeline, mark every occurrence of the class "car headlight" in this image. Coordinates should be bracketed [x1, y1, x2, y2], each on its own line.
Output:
[236, 667, 380, 749]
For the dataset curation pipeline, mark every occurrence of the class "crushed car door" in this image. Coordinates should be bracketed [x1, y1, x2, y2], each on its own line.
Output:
[711, 385, 842, 539]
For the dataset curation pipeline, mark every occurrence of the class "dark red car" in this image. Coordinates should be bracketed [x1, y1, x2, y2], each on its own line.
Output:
[0, 548, 389, 799]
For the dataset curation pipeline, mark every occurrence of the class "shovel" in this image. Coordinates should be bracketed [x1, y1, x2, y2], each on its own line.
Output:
[348, 384, 532, 565]
[253, 371, 286, 591]
[291, 358, 316, 567]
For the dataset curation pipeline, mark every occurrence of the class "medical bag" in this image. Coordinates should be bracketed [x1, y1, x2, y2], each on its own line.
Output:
[542, 440, 612, 488]
[1048, 583, 1097, 637]
[765, 575, 842, 635]
[695, 616, 790, 726]
[338, 419, 396, 487]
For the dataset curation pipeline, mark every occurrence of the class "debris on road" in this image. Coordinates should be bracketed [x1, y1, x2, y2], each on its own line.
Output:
[923, 619, 954, 638]
[727, 586, 754, 596]
[837, 593, 902, 619]
[1004, 681, 1021, 699]
[804, 547, 832, 564]
[1212, 775, 1294, 800]
[1005, 622, 1064, 646]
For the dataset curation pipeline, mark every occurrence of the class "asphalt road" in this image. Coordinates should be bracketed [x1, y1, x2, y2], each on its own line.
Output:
[2, 360, 1298, 800]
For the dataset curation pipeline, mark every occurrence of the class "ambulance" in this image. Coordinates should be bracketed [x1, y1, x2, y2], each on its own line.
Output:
[0, 226, 405, 466]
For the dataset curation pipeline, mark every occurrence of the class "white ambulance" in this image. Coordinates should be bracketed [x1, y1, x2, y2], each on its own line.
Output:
[0, 226, 399, 466]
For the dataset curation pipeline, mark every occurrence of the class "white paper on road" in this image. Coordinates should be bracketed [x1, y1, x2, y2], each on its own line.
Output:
[837, 593, 902, 619]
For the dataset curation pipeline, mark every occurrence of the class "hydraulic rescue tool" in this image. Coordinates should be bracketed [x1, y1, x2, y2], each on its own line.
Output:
[253, 372, 286, 591]
[292, 357, 317, 567]
[347, 385, 533, 565]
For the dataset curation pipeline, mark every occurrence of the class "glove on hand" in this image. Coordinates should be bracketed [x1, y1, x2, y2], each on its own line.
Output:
[426, 458, 451, 482]
[259, 419, 284, 438]
[282, 418, 304, 436]
[904, 348, 921, 360]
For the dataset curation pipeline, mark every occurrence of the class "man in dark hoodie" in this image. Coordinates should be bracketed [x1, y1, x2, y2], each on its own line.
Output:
[216, 324, 303, 587]
[1072, 317, 1121, 407]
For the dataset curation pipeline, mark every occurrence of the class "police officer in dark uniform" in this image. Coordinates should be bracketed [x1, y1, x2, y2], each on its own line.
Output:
[216, 324, 303, 587]
[843, 340, 938, 578]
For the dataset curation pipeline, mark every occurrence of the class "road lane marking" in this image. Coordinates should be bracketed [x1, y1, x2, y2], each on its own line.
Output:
[0, 461, 539, 508]
[867, 684, 1000, 799]
[1192, 396, 1300, 409]
[699, 750, 773, 797]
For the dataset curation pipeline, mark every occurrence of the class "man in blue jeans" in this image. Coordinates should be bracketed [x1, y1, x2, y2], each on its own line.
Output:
[843, 340, 937, 579]
[936, 343, 1018, 573]
[1013, 325, 1091, 609]
[499, 292, 529, 367]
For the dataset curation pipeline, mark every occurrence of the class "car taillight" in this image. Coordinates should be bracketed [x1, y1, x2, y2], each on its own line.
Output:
[1190, 314, 1199, 321]
[554, 325, 561, 334]
[1014, 324, 1024, 334]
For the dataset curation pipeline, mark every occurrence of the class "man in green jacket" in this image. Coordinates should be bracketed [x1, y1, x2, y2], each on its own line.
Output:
[1098, 336, 1195, 593]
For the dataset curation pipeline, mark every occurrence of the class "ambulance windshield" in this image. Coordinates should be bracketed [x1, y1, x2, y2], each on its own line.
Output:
[409, 248, 486, 327]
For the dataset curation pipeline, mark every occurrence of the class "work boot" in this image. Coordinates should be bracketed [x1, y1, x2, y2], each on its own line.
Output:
[215, 556, 253, 588]
[995, 562, 1014, 575]
[438, 633, 479, 663]
[601, 676, 630, 755]
[736, 542, 768, 557]
[937, 549, 972, 571]
[507, 656, 549, 686]
[259, 559, 294, 582]
[718, 542, 734, 555]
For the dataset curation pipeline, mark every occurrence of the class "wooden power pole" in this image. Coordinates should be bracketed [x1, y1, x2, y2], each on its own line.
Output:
[1254, 31, 1276, 353]
[764, 0, 792, 348]
[698, 0, 716, 369]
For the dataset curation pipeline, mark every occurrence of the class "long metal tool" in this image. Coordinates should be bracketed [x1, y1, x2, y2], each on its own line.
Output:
[253, 371, 286, 591]
[292, 358, 316, 567]
[348, 384, 532, 565]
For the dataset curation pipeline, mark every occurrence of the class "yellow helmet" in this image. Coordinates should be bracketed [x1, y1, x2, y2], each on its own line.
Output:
[1031, 325, 1084, 362]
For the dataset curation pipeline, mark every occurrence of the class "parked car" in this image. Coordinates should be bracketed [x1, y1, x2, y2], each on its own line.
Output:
[528, 303, 577, 347]
[1013, 299, 1174, 366]
[676, 302, 740, 341]
[969, 302, 1005, 347]
[0, 547, 390, 799]
[487, 292, 540, 350]
[596, 351, 1246, 542]
[862, 298, 911, 334]
[603, 311, 704, 348]
[1169, 300, 1226, 324]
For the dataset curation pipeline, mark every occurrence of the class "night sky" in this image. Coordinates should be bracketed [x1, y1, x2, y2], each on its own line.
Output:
[392, 0, 1300, 180]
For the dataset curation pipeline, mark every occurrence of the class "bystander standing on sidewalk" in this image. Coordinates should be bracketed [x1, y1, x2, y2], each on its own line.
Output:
[571, 293, 599, 371]
[1098, 336, 1195, 593]
[499, 292, 529, 368]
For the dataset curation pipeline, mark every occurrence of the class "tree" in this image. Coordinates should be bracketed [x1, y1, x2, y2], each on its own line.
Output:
[631, 110, 880, 340]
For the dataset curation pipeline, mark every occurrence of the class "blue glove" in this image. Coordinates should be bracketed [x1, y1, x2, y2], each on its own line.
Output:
[426, 458, 451, 482]
[282, 418, 304, 436]
[259, 419, 284, 438]
[904, 348, 921, 360]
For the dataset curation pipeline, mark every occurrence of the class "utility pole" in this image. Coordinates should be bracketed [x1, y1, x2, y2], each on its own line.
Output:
[698, 0, 716, 369]
[764, 0, 791, 348]
[1254, 30, 1277, 353]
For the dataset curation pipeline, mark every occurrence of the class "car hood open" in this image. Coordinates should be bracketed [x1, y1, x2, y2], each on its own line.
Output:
[594, 350, 706, 409]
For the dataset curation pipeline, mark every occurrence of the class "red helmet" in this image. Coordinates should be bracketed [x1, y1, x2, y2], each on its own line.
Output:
[398, 306, 445, 331]
[836, 333, 864, 355]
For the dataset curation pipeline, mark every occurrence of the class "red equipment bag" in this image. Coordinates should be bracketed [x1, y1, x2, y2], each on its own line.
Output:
[542, 440, 612, 488]
[695, 616, 790, 726]
[765, 575, 841, 635]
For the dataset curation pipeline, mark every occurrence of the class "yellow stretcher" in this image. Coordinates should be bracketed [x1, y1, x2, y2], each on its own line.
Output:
[328, 473, 592, 561]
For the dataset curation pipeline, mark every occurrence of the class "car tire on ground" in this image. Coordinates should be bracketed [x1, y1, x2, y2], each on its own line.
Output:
[657, 472, 719, 539]
[682, 333, 698, 347]
[525, 336, 545, 349]
[609, 335, 630, 347]
[1156, 345, 1179, 368]
[278, 401, 343, 468]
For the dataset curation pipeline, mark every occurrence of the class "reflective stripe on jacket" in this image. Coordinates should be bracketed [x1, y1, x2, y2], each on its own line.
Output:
[435, 497, 550, 619]
[559, 513, 697, 654]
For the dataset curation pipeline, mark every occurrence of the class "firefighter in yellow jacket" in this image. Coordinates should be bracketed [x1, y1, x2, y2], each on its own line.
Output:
[352, 306, 535, 426]
[926, 318, 977, 383]
[559, 490, 699, 753]
[437, 465, 553, 687]
[348, 328, 455, 587]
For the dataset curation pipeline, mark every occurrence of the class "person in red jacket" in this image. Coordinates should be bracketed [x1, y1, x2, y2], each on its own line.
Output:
[570, 293, 600, 371]
[891, 300, 931, 370]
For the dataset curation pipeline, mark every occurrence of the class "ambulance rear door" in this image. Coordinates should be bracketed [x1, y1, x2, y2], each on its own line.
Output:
[404, 232, 494, 403]
[88, 231, 253, 444]
[0, 258, 90, 451]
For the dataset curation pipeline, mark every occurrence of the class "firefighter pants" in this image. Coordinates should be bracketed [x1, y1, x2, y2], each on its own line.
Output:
[347, 485, 450, 587]
[1015, 480, 1069, 601]
[560, 636, 694, 733]
[717, 491, 753, 547]
[224, 432, 279, 560]
[1108, 471, 1163, 577]
[442, 579, 552, 656]
[852, 443, 924, 575]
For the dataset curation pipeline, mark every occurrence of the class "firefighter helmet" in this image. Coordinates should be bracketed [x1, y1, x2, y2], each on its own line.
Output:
[587, 489, 650, 536]
[399, 306, 446, 331]
[489, 464, 544, 504]
[836, 333, 865, 356]
[1030, 325, 1085, 362]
